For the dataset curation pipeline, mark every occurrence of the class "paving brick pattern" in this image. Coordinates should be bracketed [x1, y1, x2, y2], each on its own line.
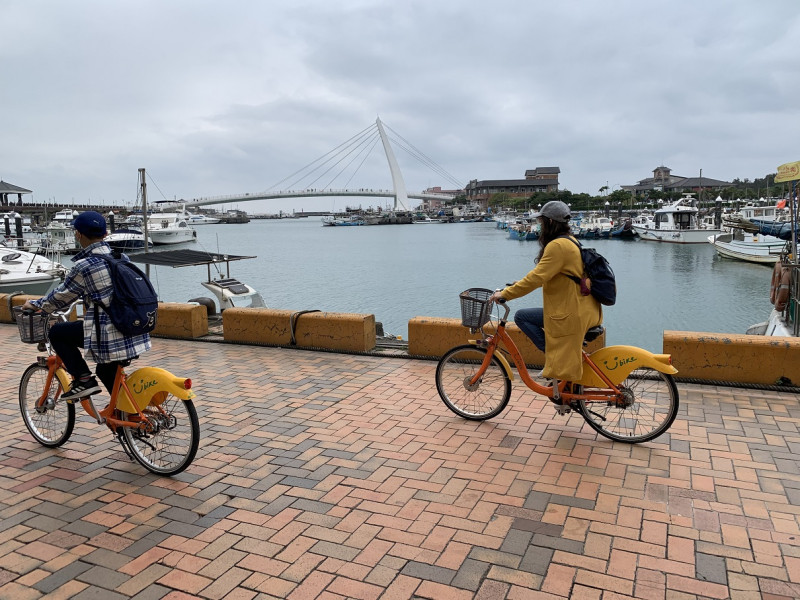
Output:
[1, 326, 800, 599]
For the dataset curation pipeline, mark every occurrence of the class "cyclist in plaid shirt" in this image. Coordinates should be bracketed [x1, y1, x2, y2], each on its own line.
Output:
[23, 211, 151, 401]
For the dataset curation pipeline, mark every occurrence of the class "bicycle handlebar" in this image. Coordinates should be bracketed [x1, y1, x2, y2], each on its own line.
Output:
[489, 291, 511, 320]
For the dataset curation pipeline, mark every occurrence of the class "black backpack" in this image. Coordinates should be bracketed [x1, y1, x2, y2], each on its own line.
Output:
[92, 252, 158, 336]
[563, 236, 617, 306]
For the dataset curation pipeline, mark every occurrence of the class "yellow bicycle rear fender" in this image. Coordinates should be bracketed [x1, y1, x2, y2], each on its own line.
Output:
[468, 340, 515, 381]
[578, 345, 678, 387]
[116, 366, 196, 414]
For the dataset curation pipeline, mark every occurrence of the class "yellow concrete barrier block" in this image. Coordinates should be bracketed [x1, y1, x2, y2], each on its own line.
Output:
[153, 302, 208, 339]
[0, 293, 42, 323]
[408, 316, 605, 365]
[223, 307, 376, 352]
[663, 330, 800, 386]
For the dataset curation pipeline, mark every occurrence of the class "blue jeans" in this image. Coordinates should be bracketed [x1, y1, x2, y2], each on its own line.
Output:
[48, 321, 120, 394]
[514, 307, 545, 352]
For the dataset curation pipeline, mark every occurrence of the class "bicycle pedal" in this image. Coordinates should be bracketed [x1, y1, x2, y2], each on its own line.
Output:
[554, 404, 572, 415]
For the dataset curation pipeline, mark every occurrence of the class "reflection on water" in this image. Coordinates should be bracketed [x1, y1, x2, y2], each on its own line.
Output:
[99, 219, 775, 353]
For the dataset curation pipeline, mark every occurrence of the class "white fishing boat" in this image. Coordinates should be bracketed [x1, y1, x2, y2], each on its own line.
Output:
[105, 228, 153, 252]
[187, 212, 221, 225]
[708, 231, 787, 264]
[632, 194, 722, 244]
[42, 209, 81, 253]
[146, 203, 198, 245]
[711, 199, 792, 264]
[0, 241, 66, 295]
[579, 214, 614, 239]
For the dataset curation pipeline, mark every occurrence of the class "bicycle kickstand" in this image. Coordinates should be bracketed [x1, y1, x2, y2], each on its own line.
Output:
[114, 431, 135, 462]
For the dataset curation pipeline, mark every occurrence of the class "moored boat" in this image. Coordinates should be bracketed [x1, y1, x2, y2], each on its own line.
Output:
[105, 228, 153, 252]
[632, 194, 722, 244]
[146, 203, 198, 245]
[708, 230, 786, 265]
[0, 240, 66, 295]
[187, 212, 222, 225]
[610, 218, 637, 239]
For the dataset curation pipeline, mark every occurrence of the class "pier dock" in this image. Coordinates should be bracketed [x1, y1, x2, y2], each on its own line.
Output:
[1, 325, 799, 599]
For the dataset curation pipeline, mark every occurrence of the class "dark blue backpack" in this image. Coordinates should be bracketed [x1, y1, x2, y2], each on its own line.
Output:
[563, 237, 617, 306]
[93, 252, 158, 336]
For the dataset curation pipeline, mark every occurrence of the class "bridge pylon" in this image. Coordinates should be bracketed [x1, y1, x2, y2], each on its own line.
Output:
[375, 117, 409, 212]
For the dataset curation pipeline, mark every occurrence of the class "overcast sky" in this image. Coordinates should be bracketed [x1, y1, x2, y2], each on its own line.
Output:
[2, 0, 798, 214]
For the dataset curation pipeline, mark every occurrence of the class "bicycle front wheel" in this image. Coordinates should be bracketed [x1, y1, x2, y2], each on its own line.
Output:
[577, 367, 679, 443]
[19, 363, 75, 447]
[436, 345, 511, 420]
[121, 395, 199, 476]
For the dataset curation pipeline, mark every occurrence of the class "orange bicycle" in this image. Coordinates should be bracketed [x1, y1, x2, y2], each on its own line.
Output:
[14, 304, 199, 475]
[435, 289, 680, 443]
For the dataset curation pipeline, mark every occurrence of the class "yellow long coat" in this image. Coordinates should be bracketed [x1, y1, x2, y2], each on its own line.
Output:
[500, 236, 603, 381]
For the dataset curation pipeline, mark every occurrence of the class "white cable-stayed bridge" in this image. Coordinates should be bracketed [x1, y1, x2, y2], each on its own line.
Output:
[182, 117, 463, 212]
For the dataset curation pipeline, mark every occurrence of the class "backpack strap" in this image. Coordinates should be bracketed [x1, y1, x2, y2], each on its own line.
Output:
[557, 235, 583, 284]
[88, 251, 118, 362]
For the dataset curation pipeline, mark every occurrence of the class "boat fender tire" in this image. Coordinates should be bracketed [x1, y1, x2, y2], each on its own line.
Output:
[775, 266, 791, 311]
[770, 261, 782, 305]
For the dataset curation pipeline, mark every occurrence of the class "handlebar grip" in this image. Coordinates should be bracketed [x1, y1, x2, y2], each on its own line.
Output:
[496, 297, 506, 304]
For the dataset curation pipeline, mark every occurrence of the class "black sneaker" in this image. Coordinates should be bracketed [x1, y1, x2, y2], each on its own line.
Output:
[61, 378, 102, 402]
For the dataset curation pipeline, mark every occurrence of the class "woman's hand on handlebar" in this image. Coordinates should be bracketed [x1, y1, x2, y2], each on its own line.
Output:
[490, 291, 506, 304]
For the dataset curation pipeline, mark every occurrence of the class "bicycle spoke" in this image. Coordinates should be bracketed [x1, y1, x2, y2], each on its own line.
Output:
[122, 395, 199, 475]
[577, 367, 679, 443]
[19, 364, 75, 447]
[436, 345, 511, 420]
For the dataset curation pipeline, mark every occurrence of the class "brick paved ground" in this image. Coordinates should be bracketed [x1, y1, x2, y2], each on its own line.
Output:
[1, 326, 800, 600]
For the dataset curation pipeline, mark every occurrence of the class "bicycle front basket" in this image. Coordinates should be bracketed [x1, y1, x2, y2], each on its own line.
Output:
[459, 288, 494, 329]
[13, 306, 49, 344]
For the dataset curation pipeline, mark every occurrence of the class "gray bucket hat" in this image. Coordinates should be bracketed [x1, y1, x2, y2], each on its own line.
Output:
[532, 200, 571, 223]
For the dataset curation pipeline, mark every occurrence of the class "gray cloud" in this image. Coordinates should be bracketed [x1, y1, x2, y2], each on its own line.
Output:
[2, 0, 798, 213]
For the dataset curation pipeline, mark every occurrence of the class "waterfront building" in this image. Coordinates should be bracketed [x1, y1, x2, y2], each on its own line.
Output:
[622, 165, 730, 196]
[464, 167, 560, 209]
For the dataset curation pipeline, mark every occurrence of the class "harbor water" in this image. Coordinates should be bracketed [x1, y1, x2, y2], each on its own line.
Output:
[114, 218, 774, 353]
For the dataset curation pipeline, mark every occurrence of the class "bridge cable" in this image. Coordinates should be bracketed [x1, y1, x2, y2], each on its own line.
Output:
[320, 132, 382, 190]
[392, 138, 463, 190]
[384, 123, 464, 189]
[305, 130, 382, 191]
[262, 122, 376, 192]
[342, 136, 382, 190]
[388, 134, 464, 190]
[283, 126, 378, 191]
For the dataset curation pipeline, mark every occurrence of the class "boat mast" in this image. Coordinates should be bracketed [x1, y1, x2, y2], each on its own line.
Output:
[139, 168, 150, 276]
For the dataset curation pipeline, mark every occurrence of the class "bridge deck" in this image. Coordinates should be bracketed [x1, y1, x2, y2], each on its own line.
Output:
[1, 325, 798, 599]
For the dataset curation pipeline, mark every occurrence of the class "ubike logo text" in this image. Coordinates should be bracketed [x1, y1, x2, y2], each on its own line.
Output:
[133, 378, 159, 395]
[603, 355, 637, 370]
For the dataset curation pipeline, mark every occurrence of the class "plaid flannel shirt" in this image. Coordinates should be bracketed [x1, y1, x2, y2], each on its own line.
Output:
[32, 241, 152, 363]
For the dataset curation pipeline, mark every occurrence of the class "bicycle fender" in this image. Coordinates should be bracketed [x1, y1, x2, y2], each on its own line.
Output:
[468, 340, 515, 381]
[578, 345, 678, 387]
[116, 366, 196, 414]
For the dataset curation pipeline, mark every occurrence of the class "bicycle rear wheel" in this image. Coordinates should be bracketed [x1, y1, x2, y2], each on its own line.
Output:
[436, 345, 511, 420]
[576, 367, 679, 443]
[121, 395, 199, 476]
[19, 363, 75, 447]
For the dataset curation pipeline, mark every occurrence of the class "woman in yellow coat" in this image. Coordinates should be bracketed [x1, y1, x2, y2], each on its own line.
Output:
[491, 201, 602, 383]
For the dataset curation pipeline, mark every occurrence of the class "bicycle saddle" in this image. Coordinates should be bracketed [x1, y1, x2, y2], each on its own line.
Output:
[583, 326, 604, 343]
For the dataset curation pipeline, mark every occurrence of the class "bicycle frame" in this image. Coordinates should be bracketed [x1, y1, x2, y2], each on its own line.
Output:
[36, 353, 195, 433]
[472, 323, 624, 404]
